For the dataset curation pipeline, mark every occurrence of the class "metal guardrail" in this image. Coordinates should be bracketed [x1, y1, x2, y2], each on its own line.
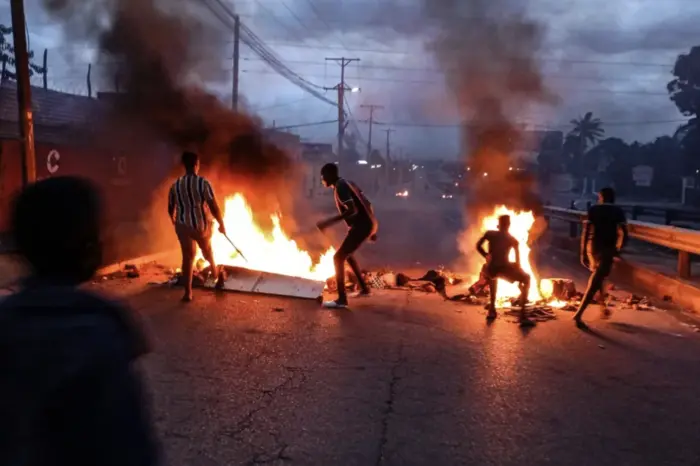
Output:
[544, 206, 700, 279]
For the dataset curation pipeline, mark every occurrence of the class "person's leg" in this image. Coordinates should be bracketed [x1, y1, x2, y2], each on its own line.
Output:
[573, 267, 607, 326]
[347, 255, 370, 295]
[325, 227, 369, 307]
[176, 224, 197, 301]
[196, 224, 222, 288]
[487, 279, 498, 318]
[517, 274, 534, 326]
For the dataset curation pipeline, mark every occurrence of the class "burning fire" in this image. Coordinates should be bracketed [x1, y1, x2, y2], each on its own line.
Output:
[477, 206, 567, 309]
[197, 194, 336, 281]
[479, 206, 541, 304]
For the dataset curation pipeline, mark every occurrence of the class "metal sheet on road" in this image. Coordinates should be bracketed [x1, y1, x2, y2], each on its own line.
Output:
[210, 266, 325, 300]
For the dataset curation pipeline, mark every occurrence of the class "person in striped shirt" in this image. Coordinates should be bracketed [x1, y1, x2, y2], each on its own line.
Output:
[168, 151, 226, 302]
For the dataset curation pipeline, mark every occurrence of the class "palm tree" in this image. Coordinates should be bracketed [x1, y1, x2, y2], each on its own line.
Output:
[569, 112, 605, 153]
[568, 112, 605, 190]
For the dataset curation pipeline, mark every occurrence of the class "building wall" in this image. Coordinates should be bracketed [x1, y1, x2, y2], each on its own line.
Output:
[0, 137, 175, 260]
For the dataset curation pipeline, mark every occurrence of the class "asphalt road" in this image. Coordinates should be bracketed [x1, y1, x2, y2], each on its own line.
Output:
[91, 261, 700, 466]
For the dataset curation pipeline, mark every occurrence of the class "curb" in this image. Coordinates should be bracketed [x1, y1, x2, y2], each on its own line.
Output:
[545, 235, 700, 319]
[96, 250, 177, 277]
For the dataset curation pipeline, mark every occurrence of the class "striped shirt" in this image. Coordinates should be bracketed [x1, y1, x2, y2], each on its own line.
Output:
[168, 174, 215, 231]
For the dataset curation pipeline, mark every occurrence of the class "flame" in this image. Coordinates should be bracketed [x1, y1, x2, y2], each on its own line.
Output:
[196, 194, 336, 281]
[479, 206, 541, 305]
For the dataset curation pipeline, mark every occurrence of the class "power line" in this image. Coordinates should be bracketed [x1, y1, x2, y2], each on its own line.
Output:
[359, 118, 689, 129]
[241, 69, 672, 95]
[197, 0, 337, 107]
[248, 40, 683, 68]
[272, 119, 338, 130]
[241, 56, 675, 84]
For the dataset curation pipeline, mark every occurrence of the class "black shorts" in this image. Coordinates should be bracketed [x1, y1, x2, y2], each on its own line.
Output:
[337, 222, 374, 257]
[486, 263, 529, 284]
[588, 250, 615, 277]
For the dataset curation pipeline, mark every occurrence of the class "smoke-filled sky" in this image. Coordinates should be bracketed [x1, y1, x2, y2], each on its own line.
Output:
[1, 0, 698, 158]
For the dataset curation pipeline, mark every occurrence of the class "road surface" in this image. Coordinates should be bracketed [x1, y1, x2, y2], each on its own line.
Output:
[85, 258, 700, 466]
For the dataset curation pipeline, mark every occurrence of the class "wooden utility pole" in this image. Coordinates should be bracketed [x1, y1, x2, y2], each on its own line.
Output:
[324, 57, 359, 163]
[360, 104, 383, 160]
[383, 128, 395, 193]
[10, 0, 36, 185]
[232, 14, 240, 111]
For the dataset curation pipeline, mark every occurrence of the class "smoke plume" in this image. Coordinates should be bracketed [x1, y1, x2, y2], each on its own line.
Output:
[41, 0, 297, 233]
[422, 0, 558, 265]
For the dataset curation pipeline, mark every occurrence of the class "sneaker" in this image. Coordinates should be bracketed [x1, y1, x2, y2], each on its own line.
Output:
[350, 289, 371, 298]
[322, 300, 348, 309]
[215, 274, 226, 290]
[519, 318, 535, 328]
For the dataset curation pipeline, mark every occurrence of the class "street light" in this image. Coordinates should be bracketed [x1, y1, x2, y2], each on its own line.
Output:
[350, 87, 360, 93]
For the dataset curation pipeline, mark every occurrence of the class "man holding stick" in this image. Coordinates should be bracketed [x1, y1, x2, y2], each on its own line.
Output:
[168, 151, 226, 302]
[317, 163, 378, 309]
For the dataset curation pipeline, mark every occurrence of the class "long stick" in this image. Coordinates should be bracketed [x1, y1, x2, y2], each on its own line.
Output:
[224, 234, 248, 262]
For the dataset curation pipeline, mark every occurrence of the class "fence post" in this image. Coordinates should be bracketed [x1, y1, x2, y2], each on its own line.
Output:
[665, 209, 675, 225]
[632, 206, 640, 220]
[569, 219, 578, 238]
[678, 251, 691, 279]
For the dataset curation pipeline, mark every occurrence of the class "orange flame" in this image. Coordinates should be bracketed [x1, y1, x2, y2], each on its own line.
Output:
[479, 206, 541, 305]
[197, 194, 335, 281]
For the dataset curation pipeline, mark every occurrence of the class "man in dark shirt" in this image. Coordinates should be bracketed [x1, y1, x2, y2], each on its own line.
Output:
[317, 163, 378, 308]
[0, 177, 159, 466]
[574, 187, 629, 327]
[476, 215, 534, 326]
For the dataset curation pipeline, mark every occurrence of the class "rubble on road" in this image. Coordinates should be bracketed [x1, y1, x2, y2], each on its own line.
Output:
[324, 267, 464, 296]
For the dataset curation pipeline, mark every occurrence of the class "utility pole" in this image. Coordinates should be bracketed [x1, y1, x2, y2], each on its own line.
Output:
[10, 0, 36, 185]
[360, 104, 383, 160]
[232, 14, 240, 112]
[324, 57, 359, 164]
[383, 128, 395, 194]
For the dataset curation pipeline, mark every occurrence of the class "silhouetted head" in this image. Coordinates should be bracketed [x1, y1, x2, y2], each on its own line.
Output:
[498, 215, 510, 232]
[599, 187, 615, 204]
[320, 163, 339, 187]
[182, 151, 200, 174]
[12, 176, 103, 285]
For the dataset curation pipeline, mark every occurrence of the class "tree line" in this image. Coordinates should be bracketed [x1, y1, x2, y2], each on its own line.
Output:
[538, 45, 700, 200]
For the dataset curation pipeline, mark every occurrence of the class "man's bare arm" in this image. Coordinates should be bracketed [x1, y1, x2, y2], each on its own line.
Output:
[317, 202, 357, 230]
[476, 236, 489, 259]
[619, 223, 629, 251]
[206, 197, 225, 226]
[167, 188, 176, 222]
[580, 221, 591, 263]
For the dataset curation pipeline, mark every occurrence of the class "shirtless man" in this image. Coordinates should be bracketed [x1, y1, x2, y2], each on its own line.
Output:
[476, 215, 534, 326]
[574, 187, 628, 328]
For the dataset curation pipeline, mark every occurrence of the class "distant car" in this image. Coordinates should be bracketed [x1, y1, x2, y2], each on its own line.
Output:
[441, 193, 453, 200]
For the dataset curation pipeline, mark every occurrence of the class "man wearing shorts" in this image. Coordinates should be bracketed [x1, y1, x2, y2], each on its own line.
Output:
[168, 151, 226, 302]
[574, 187, 628, 328]
[476, 214, 533, 326]
[316, 163, 378, 309]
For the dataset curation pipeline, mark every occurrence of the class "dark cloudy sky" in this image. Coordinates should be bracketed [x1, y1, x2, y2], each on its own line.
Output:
[1, 0, 698, 158]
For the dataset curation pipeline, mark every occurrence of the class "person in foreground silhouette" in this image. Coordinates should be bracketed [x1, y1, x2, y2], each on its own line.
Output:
[574, 187, 628, 329]
[168, 151, 226, 302]
[0, 176, 159, 466]
[317, 163, 378, 308]
[476, 215, 534, 327]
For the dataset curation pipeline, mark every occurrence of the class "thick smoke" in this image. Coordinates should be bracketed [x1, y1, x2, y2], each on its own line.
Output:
[422, 0, 558, 266]
[41, 0, 298, 248]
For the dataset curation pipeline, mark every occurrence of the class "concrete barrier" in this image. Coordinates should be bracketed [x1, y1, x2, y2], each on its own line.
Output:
[545, 233, 700, 315]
